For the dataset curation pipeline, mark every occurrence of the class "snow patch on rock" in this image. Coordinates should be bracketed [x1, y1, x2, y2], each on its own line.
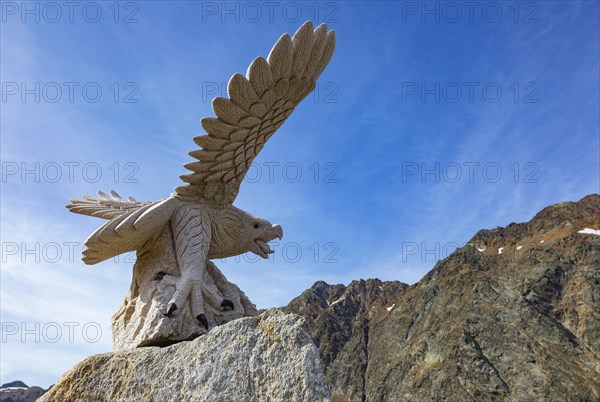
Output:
[578, 228, 600, 236]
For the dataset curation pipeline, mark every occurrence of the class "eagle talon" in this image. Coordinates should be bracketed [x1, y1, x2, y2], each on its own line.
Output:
[196, 313, 209, 330]
[165, 302, 178, 317]
[221, 299, 234, 311]
[155, 271, 168, 281]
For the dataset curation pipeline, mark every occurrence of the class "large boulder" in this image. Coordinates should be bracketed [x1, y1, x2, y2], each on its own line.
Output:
[40, 310, 330, 402]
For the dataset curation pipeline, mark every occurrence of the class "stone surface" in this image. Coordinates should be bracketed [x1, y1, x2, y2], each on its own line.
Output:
[39, 310, 330, 402]
[283, 194, 600, 402]
[65, 21, 336, 348]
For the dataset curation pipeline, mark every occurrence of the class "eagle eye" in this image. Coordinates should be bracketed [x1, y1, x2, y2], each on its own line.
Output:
[253, 223, 260, 229]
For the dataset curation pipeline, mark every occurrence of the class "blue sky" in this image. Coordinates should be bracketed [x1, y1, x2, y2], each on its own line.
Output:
[1, 0, 598, 388]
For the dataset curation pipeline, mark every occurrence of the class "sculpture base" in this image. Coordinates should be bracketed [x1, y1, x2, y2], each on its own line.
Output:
[112, 226, 257, 351]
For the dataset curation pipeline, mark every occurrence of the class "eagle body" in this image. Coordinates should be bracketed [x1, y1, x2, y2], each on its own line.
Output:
[67, 21, 335, 328]
[69, 194, 282, 265]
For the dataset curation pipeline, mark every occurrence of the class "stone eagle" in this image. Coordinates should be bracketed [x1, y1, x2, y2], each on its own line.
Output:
[66, 22, 336, 330]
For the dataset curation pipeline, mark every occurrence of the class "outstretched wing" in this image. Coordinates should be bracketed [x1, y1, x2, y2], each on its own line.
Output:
[176, 21, 336, 204]
[66, 190, 152, 220]
[67, 191, 177, 264]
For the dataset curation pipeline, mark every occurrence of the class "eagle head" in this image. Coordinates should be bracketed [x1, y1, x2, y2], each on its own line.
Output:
[207, 205, 283, 259]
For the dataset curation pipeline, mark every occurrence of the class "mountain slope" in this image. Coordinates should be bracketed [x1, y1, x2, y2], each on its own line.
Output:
[283, 279, 408, 401]
[0, 382, 48, 402]
[284, 194, 600, 401]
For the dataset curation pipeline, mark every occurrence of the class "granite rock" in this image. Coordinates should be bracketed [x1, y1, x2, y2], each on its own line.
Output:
[40, 310, 330, 402]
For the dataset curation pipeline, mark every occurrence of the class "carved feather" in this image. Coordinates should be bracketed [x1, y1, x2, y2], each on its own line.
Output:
[79, 196, 177, 265]
[66, 191, 152, 220]
[267, 34, 293, 81]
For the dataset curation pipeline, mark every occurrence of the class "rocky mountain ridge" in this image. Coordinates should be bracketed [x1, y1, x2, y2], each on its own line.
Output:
[283, 194, 600, 401]
[0, 382, 47, 402]
[282, 279, 408, 401]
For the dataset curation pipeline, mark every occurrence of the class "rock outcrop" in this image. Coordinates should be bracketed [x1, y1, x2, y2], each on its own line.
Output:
[283, 194, 600, 401]
[39, 310, 330, 402]
[283, 279, 408, 401]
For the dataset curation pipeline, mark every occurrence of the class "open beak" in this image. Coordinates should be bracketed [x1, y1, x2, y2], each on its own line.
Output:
[270, 224, 283, 240]
[251, 224, 283, 259]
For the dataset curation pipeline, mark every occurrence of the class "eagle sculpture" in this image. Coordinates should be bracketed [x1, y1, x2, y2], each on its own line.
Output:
[66, 21, 336, 332]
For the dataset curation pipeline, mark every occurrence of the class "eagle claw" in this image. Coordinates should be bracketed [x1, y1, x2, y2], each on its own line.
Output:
[221, 299, 234, 311]
[165, 302, 178, 317]
[196, 314, 209, 330]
